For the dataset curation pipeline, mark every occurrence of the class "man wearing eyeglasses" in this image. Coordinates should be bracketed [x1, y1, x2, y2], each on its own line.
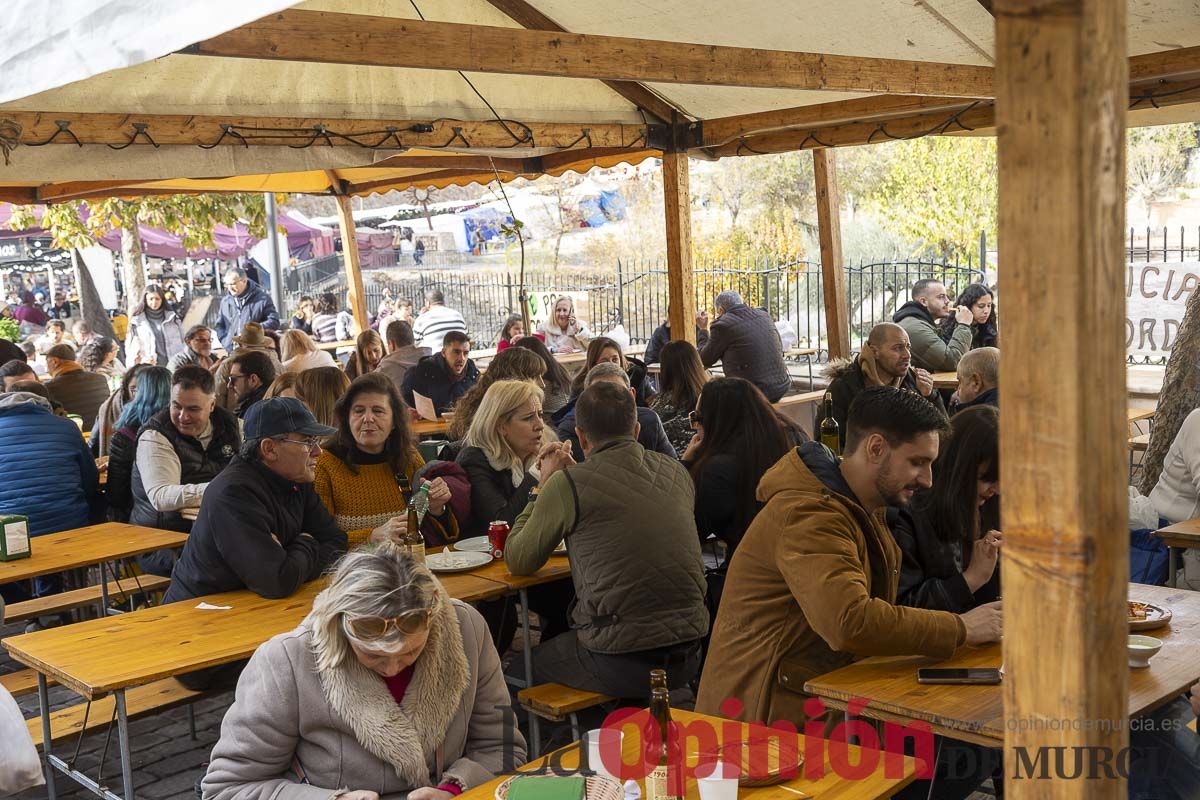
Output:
[167, 325, 222, 373]
[165, 397, 347, 689]
[214, 266, 280, 352]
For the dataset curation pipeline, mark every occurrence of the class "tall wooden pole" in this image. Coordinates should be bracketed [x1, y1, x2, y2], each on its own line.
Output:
[996, 1, 1127, 796]
[662, 151, 696, 344]
[813, 149, 850, 360]
[332, 193, 369, 334]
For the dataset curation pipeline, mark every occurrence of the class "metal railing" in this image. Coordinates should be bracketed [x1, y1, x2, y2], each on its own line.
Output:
[286, 255, 987, 355]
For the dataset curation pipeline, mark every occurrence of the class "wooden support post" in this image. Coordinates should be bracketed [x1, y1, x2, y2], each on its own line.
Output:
[662, 151, 696, 345]
[813, 149, 849, 360]
[996, 1, 1127, 796]
[331, 192, 369, 334]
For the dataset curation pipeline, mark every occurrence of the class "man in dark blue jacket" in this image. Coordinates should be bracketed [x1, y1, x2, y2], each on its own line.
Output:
[401, 330, 479, 415]
[556, 362, 676, 462]
[164, 397, 346, 689]
[214, 267, 280, 351]
[0, 391, 100, 597]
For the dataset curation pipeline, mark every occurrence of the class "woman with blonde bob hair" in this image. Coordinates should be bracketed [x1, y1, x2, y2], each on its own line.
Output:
[454, 380, 551, 537]
[280, 329, 336, 373]
[203, 543, 525, 800]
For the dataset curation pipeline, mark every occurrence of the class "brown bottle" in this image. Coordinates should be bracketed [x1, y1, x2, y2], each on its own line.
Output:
[649, 669, 668, 694]
[645, 687, 681, 800]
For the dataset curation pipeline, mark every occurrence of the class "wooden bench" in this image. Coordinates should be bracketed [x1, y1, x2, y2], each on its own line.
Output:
[0, 668, 57, 698]
[1129, 433, 1151, 452]
[3, 574, 172, 624]
[518, 683, 613, 740]
[25, 678, 201, 748]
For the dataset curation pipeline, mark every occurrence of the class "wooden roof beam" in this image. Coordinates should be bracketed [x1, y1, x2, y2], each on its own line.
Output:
[696, 95, 978, 148]
[482, 0, 684, 123]
[0, 111, 651, 150]
[181, 10, 995, 98]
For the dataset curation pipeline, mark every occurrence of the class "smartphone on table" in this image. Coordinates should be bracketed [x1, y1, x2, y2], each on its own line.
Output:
[916, 668, 1002, 685]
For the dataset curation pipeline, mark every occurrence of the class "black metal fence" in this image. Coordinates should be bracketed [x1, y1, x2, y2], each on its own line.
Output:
[288, 255, 987, 355]
[277, 224, 1200, 358]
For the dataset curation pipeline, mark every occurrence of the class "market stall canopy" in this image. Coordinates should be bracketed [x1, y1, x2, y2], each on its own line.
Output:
[1, 0, 1199, 202]
[0, 202, 325, 261]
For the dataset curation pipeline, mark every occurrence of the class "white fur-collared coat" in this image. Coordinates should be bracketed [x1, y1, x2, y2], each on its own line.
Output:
[203, 596, 526, 800]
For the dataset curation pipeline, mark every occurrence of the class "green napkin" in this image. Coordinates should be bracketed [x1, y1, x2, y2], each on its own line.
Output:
[507, 776, 587, 800]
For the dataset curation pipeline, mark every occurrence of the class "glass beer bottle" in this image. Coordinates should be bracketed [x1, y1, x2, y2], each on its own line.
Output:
[645, 687, 682, 800]
[819, 395, 841, 456]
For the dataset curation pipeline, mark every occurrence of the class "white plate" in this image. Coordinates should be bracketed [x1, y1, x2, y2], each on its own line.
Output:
[453, 536, 493, 552]
[426, 549, 493, 573]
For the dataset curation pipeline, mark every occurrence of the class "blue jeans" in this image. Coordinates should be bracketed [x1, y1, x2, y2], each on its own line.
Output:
[1129, 697, 1200, 800]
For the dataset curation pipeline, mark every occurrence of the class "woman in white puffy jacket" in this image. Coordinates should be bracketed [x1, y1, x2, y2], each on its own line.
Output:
[125, 285, 186, 367]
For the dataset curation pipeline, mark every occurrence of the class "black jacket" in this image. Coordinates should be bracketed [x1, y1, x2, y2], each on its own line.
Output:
[555, 405, 677, 463]
[955, 387, 998, 414]
[214, 280, 280, 351]
[686, 428, 808, 557]
[699, 304, 790, 402]
[889, 499, 1001, 614]
[455, 445, 537, 537]
[130, 407, 241, 533]
[163, 456, 347, 603]
[643, 323, 709, 364]
[401, 354, 480, 414]
[106, 426, 138, 521]
[0, 338, 24, 366]
[818, 356, 947, 449]
[234, 383, 269, 419]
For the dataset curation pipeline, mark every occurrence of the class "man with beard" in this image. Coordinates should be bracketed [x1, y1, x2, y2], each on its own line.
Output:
[697, 386, 1001, 728]
[168, 325, 222, 372]
[893, 279, 975, 372]
[818, 322, 946, 449]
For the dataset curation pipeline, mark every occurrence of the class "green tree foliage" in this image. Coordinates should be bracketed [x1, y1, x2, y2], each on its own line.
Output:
[10, 194, 281, 314]
[870, 136, 997, 261]
[1127, 123, 1199, 224]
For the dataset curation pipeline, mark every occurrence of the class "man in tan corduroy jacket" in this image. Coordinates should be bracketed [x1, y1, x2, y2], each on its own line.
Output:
[697, 386, 1002, 726]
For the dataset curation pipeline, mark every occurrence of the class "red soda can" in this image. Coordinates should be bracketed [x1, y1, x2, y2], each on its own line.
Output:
[487, 520, 510, 559]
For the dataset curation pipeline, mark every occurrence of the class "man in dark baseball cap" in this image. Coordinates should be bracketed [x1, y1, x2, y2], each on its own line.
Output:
[164, 397, 346, 690]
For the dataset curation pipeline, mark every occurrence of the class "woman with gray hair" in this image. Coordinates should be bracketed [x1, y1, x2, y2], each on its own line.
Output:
[203, 543, 525, 800]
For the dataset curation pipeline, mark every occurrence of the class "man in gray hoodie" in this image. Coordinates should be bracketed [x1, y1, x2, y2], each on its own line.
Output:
[377, 319, 430, 393]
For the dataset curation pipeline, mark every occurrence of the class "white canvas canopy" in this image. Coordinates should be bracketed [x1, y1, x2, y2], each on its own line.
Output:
[0, 0, 1197, 201]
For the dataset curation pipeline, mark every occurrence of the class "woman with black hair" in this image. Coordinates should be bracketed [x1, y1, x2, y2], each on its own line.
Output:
[125, 284, 185, 366]
[512, 335, 571, 414]
[650, 340, 709, 456]
[682, 377, 806, 557]
[941, 283, 998, 349]
[892, 404, 1001, 613]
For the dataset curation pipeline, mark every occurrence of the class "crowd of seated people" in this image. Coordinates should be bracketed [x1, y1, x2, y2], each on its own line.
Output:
[10, 278, 1200, 800]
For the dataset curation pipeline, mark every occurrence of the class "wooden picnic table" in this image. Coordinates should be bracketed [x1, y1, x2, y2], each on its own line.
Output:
[459, 708, 918, 800]
[315, 338, 356, 352]
[1155, 518, 1200, 585]
[0, 523, 186, 584]
[931, 371, 958, 389]
[412, 417, 451, 437]
[4, 552, 571, 800]
[3, 572, 506, 699]
[805, 584, 1200, 747]
[646, 346, 816, 376]
[1129, 407, 1156, 424]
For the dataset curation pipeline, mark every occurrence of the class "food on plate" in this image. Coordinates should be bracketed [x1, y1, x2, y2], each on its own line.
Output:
[1128, 601, 1151, 621]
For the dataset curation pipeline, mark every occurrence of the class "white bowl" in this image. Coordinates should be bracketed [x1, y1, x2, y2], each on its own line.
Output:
[1128, 635, 1163, 668]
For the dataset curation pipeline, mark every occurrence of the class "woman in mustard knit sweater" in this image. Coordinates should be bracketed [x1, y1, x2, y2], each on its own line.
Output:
[315, 373, 459, 548]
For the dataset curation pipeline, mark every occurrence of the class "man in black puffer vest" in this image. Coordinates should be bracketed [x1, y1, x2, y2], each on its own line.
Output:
[131, 366, 240, 574]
